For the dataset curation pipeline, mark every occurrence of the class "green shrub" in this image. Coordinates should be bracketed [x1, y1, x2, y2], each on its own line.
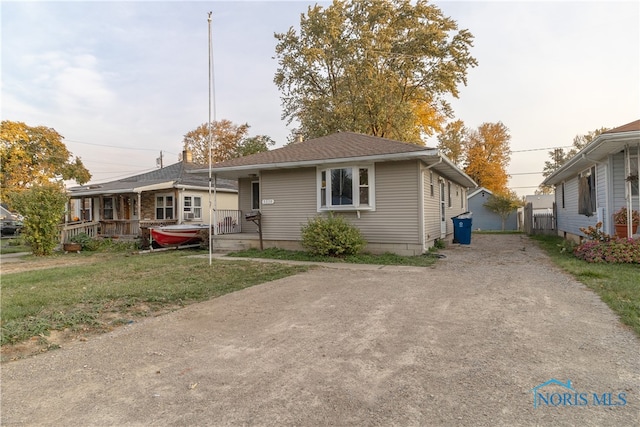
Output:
[9, 183, 67, 256]
[301, 214, 365, 257]
[69, 232, 92, 249]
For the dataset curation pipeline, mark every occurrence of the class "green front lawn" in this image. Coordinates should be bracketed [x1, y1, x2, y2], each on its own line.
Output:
[1, 251, 308, 349]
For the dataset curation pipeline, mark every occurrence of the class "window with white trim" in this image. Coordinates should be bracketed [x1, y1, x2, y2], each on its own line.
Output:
[578, 167, 596, 216]
[251, 181, 260, 210]
[447, 181, 452, 208]
[156, 194, 174, 220]
[183, 196, 202, 219]
[318, 166, 374, 210]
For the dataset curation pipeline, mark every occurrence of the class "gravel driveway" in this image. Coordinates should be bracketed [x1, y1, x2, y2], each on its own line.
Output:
[2, 234, 638, 426]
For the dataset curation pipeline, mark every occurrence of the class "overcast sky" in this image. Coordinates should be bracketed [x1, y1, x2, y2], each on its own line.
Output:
[2, 1, 639, 196]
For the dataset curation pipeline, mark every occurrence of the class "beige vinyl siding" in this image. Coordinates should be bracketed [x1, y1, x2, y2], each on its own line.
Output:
[446, 183, 467, 235]
[339, 160, 421, 244]
[260, 168, 317, 240]
[257, 161, 421, 244]
[423, 169, 441, 245]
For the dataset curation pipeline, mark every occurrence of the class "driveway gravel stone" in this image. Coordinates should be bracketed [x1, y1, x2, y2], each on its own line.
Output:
[1, 234, 638, 426]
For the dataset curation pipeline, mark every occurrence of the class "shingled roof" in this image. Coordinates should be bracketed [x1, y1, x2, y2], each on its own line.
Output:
[210, 132, 431, 168]
[68, 161, 237, 196]
[188, 131, 476, 188]
[602, 119, 640, 134]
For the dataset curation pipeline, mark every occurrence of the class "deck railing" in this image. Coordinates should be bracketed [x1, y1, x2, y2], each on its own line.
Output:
[214, 209, 242, 234]
[59, 211, 243, 240]
[60, 221, 100, 243]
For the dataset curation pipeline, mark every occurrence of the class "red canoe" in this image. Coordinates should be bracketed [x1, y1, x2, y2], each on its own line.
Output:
[150, 224, 209, 247]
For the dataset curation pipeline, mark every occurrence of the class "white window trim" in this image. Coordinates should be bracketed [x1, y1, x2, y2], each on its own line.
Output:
[316, 164, 375, 212]
[155, 193, 175, 220]
[183, 196, 202, 220]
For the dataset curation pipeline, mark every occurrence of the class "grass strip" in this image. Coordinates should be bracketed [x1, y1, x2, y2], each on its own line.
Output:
[531, 234, 640, 337]
[1, 250, 308, 346]
[226, 247, 440, 267]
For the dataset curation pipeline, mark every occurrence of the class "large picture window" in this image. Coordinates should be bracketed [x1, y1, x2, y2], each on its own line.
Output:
[318, 166, 374, 210]
[578, 167, 596, 216]
[156, 194, 174, 220]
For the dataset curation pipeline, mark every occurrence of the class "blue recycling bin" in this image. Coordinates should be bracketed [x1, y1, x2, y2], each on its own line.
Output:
[452, 212, 472, 245]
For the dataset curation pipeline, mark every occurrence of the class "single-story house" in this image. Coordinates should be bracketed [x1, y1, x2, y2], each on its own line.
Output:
[65, 151, 238, 240]
[190, 132, 476, 255]
[467, 187, 518, 231]
[541, 119, 640, 241]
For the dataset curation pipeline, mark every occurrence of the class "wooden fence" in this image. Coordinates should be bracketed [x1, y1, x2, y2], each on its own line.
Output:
[523, 202, 556, 235]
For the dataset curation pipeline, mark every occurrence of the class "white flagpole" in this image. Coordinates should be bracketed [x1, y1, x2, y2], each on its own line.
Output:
[207, 11, 214, 265]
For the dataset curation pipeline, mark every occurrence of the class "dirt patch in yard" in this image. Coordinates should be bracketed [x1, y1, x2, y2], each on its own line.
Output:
[1, 234, 639, 426]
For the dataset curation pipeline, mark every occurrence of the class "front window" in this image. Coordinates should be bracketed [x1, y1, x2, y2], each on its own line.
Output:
[156, 195, 174, 220]
[318, 166, 374, 210]
[183, 196, 202, 219]
[103, 197, 114, 220]
[251, 181, 260, 210]
[578, 167, 596, 216]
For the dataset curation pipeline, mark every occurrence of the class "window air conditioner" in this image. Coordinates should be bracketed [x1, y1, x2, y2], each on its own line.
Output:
[184, 212, 195, 221]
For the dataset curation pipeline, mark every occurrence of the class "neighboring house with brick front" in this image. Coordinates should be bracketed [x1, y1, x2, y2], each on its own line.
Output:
[190, 132, 476, 255]
[64, 151, 238, 240]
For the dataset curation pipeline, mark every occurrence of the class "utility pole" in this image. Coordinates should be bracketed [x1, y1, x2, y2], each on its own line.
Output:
[156, 151, 164, 168]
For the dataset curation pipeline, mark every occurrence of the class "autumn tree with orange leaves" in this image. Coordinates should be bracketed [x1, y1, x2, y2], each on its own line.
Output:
[437, 121, 511, 194]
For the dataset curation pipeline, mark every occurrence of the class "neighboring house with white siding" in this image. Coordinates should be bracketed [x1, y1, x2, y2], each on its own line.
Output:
[191, 132, 476, 255]
[541, 119, 640, 241]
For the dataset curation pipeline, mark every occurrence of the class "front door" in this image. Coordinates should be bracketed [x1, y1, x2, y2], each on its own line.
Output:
[440, 180, 447, 237]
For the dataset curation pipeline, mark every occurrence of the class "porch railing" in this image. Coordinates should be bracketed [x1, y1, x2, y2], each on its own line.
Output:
[60, 221, 100, 243]
[59, 211, 243, 241]
[214, 209, 242, 235]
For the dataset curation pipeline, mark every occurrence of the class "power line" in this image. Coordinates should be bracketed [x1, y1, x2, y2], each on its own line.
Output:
[66, 138, 178, 155]
[511, 145, 572, 153]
